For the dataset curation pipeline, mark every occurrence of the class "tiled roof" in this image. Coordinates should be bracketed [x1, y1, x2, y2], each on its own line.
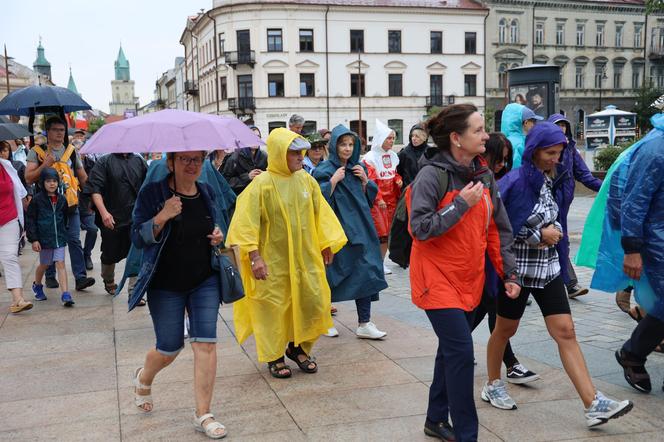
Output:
[215, 0, 485, 10]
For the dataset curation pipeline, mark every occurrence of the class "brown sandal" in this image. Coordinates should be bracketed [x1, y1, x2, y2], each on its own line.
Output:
[615, 289, 632, 314]
[628, 305, 646, 322]
[615, 350, 651, 393]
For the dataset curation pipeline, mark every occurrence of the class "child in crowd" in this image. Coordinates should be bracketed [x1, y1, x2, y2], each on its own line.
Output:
[26, 168, 74, 306]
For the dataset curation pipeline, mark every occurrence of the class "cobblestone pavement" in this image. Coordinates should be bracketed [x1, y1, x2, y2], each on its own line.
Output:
[1, 195, 663, 441]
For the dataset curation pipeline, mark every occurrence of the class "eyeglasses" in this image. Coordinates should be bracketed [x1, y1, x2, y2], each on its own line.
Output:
[310, 145, 326, 151]
[176, 156, 204, 166]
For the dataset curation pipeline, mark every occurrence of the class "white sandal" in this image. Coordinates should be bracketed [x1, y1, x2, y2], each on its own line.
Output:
[193, 412, 227, 439]
[132, 367, 153, 412]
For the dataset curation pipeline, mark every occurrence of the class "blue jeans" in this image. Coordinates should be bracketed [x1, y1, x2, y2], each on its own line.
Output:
[79, 212, 98, 260]
[147, 275, 220, 356]
[46, 207, 87, 280]
[355, 295, 372, 323]
[425, 308, 478, 442]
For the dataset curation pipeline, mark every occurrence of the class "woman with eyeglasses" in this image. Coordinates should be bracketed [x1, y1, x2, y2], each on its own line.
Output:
[303, 132, 328, 175]
[128, 151, 227, 439]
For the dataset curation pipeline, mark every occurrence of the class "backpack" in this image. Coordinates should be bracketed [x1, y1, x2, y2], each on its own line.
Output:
[34, 145, 80, 208]
[388, 166, 448, 269]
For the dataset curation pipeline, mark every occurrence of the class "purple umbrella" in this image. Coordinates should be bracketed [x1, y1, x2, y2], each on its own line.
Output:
[80, 109, 264, 155]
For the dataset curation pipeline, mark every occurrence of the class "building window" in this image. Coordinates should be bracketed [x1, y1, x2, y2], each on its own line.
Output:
[351, 73, 365, 96]
[430, 31, 443, 53]
[267, 29, 283, 52]
[556, 23, 564, 45]
[299, 29, 314, 52]
[465, 32, 477, 54]
[218, 33, 225, 58]
[594, 64, 606, 88]
[632, 66, 642, 89]
[535, 23, 544, 45]
[388, 30, 401, 53]
[498, 63, 508, 89]
[634, 24, 643, 48]
[596, 23, 605, 47]
[510, 20, 519, 44]
[575, 65, 585, 88]
[387, 119, 403, 144]
[614, 65, 623, 89]
[499, 18, 507, 44]
[388, 74, 402, 96]
[576, 24, 585, 46]
[268, 121, 287, 133]
[268, 73, 284, 97]
[650, 66, 664, 88]
[430, 75, 443, 104]
[303, 121, 317, 136]
[615, 24, 623, 47]
[300, 73, 315, 97]
[464, 75, 477, 96]
[350, 120, 367, 139]
[350, 29, 364, 52]
[220, 76, 227, 100]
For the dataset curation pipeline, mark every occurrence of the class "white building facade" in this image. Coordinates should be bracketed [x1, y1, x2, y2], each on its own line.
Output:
[179, 0, 487, 143]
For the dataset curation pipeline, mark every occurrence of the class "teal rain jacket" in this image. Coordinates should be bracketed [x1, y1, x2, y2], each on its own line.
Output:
[313, 125, 388, 302]
[501, 103, 527, 169]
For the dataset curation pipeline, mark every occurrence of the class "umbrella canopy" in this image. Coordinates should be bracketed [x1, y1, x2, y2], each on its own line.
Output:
[0, 123, 32, 141]
[81, 109, 264, 155]
[0, 85, 92, 116]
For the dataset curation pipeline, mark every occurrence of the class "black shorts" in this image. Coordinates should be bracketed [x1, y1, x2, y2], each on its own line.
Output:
[100, 224, 132, 265]
[497, 275, 571, 320]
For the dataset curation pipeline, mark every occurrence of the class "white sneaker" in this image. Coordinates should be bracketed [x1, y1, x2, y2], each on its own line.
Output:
[356, 322, 387, 339]
[584, 391, 633, 427]
[481, 379, 517, 410]
[324, 327, 339, 337]
[184, 316, 190, 339]
[383, 264, 392, 275]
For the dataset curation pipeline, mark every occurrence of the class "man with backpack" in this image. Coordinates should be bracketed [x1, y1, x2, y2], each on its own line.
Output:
[25, 117, 95, 291]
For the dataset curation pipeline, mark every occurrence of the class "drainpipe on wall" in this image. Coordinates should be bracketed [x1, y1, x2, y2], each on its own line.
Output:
[483, 8, 489, 111]
[644, 11, 649, 88]
[325, 5, 330, 129]
[193, 32, 201, 112]
[531, 3, 536, 63]
[182, 31, 190, 111]
[205, 10, 221, 115]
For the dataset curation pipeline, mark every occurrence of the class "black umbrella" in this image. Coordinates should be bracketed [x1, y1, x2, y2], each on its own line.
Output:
[0, 85, 91, 116]
[0, 85, 91, 146]
[0, 122, 32, 141]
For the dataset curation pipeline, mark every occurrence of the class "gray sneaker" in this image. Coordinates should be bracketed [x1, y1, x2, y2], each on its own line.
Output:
[584, 391, 633, 427]
[481, 379, 517, 410]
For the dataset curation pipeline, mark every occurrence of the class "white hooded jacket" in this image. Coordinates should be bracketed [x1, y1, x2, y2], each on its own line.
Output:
[363, 119, 399, 180]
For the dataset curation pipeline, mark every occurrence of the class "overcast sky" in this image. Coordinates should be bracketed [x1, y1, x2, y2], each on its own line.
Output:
[2, 0, 210, 113]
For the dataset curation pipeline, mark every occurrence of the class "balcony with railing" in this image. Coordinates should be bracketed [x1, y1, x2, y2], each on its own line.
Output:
[223, 51, 256, 68]
[184, 80, 198, 95]
[426, 95, 455, 109]
[228, 97, 256, 113]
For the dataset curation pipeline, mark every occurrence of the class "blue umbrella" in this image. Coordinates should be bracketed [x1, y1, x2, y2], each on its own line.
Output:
[0, 85, 91, 116]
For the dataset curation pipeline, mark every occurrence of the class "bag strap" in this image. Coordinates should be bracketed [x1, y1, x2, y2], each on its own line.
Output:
[434, 167, 449, 198]
[59, 144, 76, 164]
[33, 146, 46, 161]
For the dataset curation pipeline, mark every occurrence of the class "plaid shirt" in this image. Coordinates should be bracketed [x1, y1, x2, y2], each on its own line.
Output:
[513, 177, 562, 288]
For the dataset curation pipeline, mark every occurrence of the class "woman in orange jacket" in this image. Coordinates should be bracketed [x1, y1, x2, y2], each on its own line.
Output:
[406, 104, 520, 442]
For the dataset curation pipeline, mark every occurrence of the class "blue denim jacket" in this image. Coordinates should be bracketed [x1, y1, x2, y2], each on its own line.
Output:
[124, 176, 219, 311]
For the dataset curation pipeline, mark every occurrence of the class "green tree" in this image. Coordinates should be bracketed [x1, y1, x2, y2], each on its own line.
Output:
[87, 118, 105, 134]
[631, 85, 663, 133]
[647, 0, 664, 13]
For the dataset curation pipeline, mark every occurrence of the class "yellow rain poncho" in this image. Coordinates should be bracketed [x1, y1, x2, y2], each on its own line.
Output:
[226, 128, 347, 363]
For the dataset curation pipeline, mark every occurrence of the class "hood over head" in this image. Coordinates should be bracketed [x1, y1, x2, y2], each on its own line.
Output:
[248, 125, 262, 138]
[522, 122, 568, 167]
[328, 124, 361, 167]
[501, 103, 526, 138]
[370, 119, 395, 154]
[547, 113, 572, 138]
[266, 127, 308, 176]
[39, 167, 60, 187]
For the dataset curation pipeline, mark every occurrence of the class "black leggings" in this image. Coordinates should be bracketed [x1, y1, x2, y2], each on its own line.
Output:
[471, 288, 519, 368]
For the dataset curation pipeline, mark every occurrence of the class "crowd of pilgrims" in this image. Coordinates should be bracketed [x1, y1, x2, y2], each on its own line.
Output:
[0, 106, 637, 440]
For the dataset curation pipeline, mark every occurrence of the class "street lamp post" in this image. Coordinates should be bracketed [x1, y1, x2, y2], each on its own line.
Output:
[598, 68, 608, 111]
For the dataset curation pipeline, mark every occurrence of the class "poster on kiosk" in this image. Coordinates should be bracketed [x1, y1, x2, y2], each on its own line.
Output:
[584, 105, 637, 149]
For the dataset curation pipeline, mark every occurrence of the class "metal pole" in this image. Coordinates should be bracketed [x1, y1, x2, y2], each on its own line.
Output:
[3, 45, 10, 95]
[357, 50, 363, 141]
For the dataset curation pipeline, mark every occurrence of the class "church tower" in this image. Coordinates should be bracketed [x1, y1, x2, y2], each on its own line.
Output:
[67, 67, 80, 96]
[109, 45, 137, 115]
[32, 38, 51, 81]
